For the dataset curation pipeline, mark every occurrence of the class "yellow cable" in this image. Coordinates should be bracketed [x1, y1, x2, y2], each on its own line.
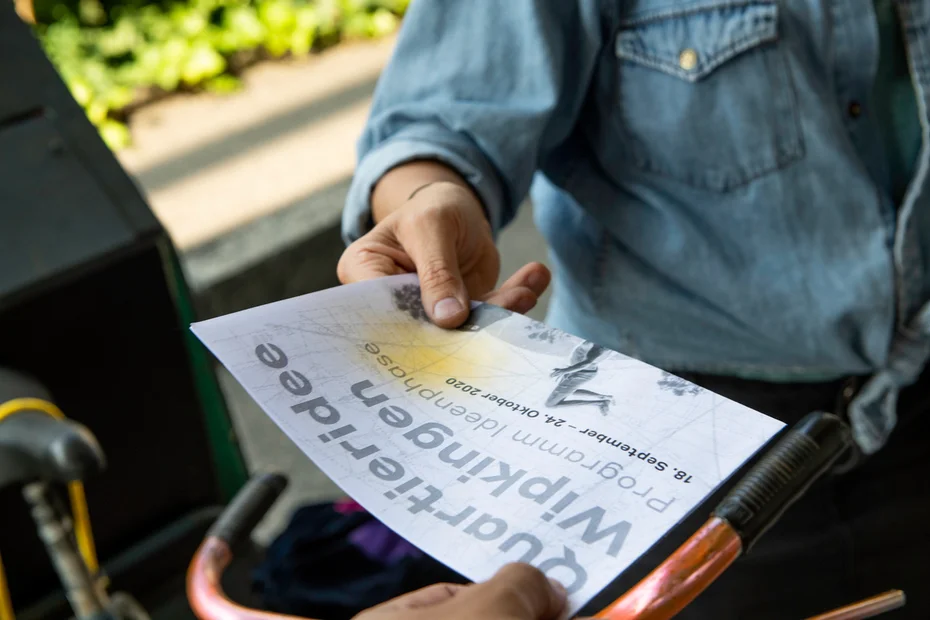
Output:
[67, 482, 98, 573]
[0, 397, 102, 620]
[0, 551, 13, 620]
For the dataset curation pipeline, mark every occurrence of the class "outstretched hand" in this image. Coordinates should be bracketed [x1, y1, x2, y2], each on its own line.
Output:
[338, 180, 551, 328]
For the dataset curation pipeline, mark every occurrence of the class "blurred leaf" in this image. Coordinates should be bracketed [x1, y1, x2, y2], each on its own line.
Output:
[314, 0, 339, 36]
[86, 99, 109, 125]
[67, 77, 94, 106]
[50, 3, 71, 21]
[225, 5, 265, 48]
[79, 58, 111, 90]
[264, 31, 290, 57]
[258, 0, 295, 34]
[370, 9, 398, 37]
[176, 7, 209, 37]
[99, 119, 132, 150]
[289, 27, 314, 56]
[342, 12, 373, 38]
[78, 0, 106, 26]
[338, 0, 368, 13]
[155, 63, 182, 91]
[295, 4, 318, 31]
[102, 84, 134, 109]
[137, 44, 163, 70]
[95, 18, 141, 57]
[182, 39, 226, 84]
[204, 74, 242, 93]
[161, 37, 192, 64]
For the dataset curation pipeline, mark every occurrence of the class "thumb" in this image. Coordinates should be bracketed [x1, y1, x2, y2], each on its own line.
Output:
[460, 564, 567, 620]
[400, 212, 470, 329]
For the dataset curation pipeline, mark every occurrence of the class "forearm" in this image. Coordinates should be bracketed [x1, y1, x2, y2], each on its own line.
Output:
[343, 1, 602, 244]
[371, 160, 486, 224]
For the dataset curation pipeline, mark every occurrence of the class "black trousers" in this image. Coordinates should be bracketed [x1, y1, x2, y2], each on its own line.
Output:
[649, 370, 930, 619]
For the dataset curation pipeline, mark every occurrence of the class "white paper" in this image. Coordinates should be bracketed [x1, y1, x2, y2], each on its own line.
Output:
[191, 275, 784, 616]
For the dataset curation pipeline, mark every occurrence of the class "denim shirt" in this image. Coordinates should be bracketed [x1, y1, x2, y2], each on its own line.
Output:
[341, 0, 930, 455]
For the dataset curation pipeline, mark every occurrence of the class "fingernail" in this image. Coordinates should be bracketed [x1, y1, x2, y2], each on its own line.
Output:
[527, 270, 546, 291]
[433, 297, 464, 321]
[548, 578, 567, 602]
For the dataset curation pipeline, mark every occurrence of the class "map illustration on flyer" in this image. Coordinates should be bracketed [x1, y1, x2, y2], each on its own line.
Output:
[191, 274, 784, 616]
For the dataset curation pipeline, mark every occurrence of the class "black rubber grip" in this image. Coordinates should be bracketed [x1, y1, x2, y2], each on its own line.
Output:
[713, 412, 853, 551]
[0, 367, 52, 402]
[208, 472, 288, 548]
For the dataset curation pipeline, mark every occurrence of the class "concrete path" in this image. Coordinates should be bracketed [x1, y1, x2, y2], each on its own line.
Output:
[118, 37, 392, 251]
[117, 37, 550, 543]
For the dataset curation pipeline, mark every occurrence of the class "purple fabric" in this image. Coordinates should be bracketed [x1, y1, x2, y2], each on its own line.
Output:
[334, 498, 365, 514]
[348, 519, 422, 565]
[333, 497, 422, 565]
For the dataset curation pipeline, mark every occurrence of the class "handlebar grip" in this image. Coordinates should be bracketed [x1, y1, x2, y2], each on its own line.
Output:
[0, 367, 52, 402]
[208, 472, 289, 549]
[713, 412, 853, 552]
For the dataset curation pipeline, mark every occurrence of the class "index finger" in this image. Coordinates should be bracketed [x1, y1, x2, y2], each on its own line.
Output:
[337, 238, 415, 284]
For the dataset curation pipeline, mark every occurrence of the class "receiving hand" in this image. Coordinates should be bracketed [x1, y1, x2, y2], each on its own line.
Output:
[352, 563, 581, 620]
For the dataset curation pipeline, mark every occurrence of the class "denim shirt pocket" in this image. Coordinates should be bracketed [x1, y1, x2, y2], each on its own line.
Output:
[607, 0, 804, 192]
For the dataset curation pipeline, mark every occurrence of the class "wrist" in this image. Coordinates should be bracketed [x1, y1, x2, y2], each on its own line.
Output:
[375, 179, 487, 225]
[370, 161, 488, 225]
[406, 181, 441, 201]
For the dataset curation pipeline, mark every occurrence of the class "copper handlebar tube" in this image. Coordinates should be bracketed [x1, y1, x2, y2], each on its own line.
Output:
[189, 413, 896, 620]
[595, 517, 742, 620]
[186, 520, 743, 620]
[187, 473, 307, 620]
[806, 591, 906, 620]
[187, 517, 903, 620]
[188, 537, 300, 620]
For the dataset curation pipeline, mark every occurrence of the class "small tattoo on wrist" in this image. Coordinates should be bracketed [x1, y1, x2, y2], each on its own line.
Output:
[407, 182, 440, 201]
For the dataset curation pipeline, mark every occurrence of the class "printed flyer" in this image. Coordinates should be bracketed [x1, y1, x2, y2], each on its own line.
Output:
[191, 274, 784, 616]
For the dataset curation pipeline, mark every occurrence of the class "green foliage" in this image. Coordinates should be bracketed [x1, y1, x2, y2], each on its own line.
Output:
[35, 0, 407, 150]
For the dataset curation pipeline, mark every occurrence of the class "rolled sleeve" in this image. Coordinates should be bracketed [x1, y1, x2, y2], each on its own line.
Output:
[342, 124, 508, 244]
[340, 0, 604, 246]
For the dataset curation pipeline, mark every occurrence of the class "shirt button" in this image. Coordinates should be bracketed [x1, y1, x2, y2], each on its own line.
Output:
[848, 101, 862, 118]
[679, 48, 698, 71]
